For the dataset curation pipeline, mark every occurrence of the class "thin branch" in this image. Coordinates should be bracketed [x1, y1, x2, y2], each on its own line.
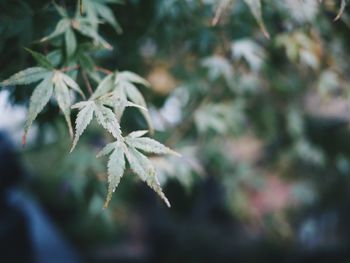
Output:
[60, 65, 80, 72]
[95, 66, 113, 75]
[82, 70, 93, 95]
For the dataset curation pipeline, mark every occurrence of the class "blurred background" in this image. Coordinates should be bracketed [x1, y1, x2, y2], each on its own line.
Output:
[1, 0, 350, 262]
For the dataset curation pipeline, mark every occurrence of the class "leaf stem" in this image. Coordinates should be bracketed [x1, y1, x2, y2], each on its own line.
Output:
[60, 65, 80, 72]
[82, 70, 93, 95]
[95, 66, 113, 75]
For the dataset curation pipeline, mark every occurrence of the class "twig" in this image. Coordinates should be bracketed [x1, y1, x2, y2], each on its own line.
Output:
[95, 66, 113, 75]
[60, 65, 80, 72]
[82, 70, 93, 95]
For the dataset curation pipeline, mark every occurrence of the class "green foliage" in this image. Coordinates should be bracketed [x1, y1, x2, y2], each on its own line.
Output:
[97, 131, 179, 207]
[0, 0, 178, 207]
[1, 0, 349, 220]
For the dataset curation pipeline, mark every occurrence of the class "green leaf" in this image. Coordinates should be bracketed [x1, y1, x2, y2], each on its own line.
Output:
[244, 0, 270, 39]
[126, 146, 170, 207]
[127, 130, 148, 138]
[109, 81, 128, 120]
[194, 102, 245, 135]
[40, 18, 70, 42]
[47, 50, 63, 67]
[53, 73, 73, 137]
[94, 103, 122, 139]
[335, 0, 347, 21]
[25, 48, 54, 69]
[90, 72, 152, 132]
[60, 72, 85, 98]
[78, 53, 95, 72]
[91, 73, 115, 99]
[126, 136, 180, 156]
[212, 0, 234, 26]
[95, 2, 122, 33]
[71, 101, 95, 152]
[0, 67, 50, 86]
[125, 146, 150, 181]
[123, 81, 154, 133]
[75, 21, 112, 50]
[99, 93, 147, 120]
[118, 71, 150, 87]
[104, 144, 125, 208]
[96, 141, 118, 158]
[71, 100, 123, 150]
[65, 27, 77, 58]
[53, 1, 68, 17]
[97, 132, 176, 208]
[24, 73, 54, 141]
[201, 55, 233, 85]
[122, 82, 146, 107]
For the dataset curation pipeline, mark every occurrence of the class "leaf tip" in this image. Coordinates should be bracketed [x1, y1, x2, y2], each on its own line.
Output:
[103, 193, 113, 209]
[172, 150, 182, 157]
[263, 30, 270, 40]
[103, 201, 109, 209]
[162, 195, 171, 208]
[67, 120, 74, 139]
[69, 141, 76, 153]
[334, 14, 342, 21]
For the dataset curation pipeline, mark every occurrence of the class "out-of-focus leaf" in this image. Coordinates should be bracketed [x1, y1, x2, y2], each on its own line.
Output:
[195, 102, 245, 135]
[74, 20, 112, 50]
[335, 0, 347, 21]
[25, 48, 54, 69]
[95, 1, 122, 33]
[84, 0, 123, 33]
[40, 18, 70, 42]
[201, 55, 234, 86]
[65, 28, 77, 58]
[231, 39, 266, 72]
[244, 0, 270, 39]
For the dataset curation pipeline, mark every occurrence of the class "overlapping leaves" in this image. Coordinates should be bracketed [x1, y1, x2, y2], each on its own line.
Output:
[92, 71, 154, 131]
[68, 70, 179, 207]
[97, 130, 179, 208]
[40, 1, 117, 57]
[70, 99, 123, 151]
[83, 0, 123, 33]
[1, 0, 180, 209]
[0, 50, 83, 142]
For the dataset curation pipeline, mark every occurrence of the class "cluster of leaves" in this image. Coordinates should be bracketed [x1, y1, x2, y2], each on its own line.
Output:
[0, 0, 179, 208]
[1, 0, 350, 222]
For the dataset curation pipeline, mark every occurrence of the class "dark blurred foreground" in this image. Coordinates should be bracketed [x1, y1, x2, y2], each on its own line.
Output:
[1, 131, 350, 263]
